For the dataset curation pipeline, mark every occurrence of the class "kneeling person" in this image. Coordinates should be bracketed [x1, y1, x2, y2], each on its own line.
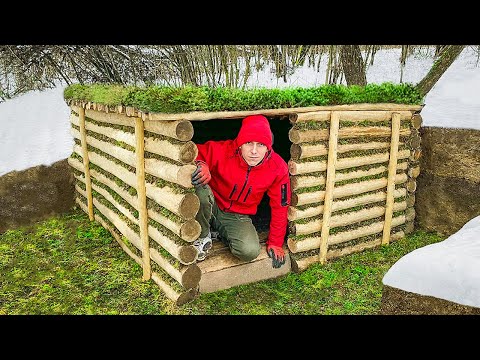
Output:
[191, 114, 291, 269]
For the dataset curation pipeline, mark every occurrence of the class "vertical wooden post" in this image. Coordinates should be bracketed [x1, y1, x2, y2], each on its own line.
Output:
[382, 112, 401, 245]
[134, 117, 151, 280]
[78, 106, 94, 221]
[319, 111, 340, 264]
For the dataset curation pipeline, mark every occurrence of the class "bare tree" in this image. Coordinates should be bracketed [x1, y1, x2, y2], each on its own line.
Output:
[415, 45, 466, 98]
[340, 45, 367, 86]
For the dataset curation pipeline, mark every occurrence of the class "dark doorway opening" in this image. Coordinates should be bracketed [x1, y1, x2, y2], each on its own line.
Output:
[191, 116, 292, 236]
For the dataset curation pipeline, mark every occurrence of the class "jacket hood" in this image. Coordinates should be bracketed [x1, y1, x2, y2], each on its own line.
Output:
[234, 115, 273, 150]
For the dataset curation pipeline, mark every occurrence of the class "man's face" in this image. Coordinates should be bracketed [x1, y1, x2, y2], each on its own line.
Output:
[240, 141, 268, 166]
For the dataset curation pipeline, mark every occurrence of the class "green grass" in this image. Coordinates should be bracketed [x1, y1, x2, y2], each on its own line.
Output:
[0, 208, 445, 315]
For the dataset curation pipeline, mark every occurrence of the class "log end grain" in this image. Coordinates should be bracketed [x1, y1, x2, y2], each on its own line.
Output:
[180, 141, 199, 164]
[179, 192, 200, 219]
[178, 164, 197, 188]
[180, 219, 202, 242]
[179, 245, 198, 264]
[182, 264, 202, 290]
[290, 144, 302, 160]
[176, 121, 194, 141]
[176, 288, 198, 306]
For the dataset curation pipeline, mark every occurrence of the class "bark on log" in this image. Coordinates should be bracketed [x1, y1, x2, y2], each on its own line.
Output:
[149, 247, 201, 289]
[287, 208, 415, 253]
[144, 104, 423, 122]
[290, 161, 408, 190]
[144, 120, 194, 141]
[74, 173, 138, 225]
[289, 110, 413, 124]
[71, 113, 136, 147]
[148, 208, 201, 242]
[71, 105, 135, 127]
[77, 107, 94, 221]
[288, 149, 410, 175]
[150, 272, 197, 306]
[74, 145, 199, 219]
[290, 140, 403, 160]
[69, 156, 138, 209]
[148, 225, 198, 265]
[291, 201, 407, 236]
[288, 188, 406, 221]
[382, 112, 401, 245]
[144, 137, 198, 164]
[291, 173, 408, 206]
[288, 126, 411, 144]
[144, 158, 196, 188]
[291, 231, 405, 272]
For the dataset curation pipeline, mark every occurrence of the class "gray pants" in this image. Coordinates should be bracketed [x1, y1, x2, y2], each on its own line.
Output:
[195, 185, 261, 262]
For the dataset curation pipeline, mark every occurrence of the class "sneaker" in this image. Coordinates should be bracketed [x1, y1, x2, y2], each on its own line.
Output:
[193, 232, 213, 261]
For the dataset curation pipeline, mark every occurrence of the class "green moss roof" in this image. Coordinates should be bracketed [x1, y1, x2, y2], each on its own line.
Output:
[63, 83, 424, 114]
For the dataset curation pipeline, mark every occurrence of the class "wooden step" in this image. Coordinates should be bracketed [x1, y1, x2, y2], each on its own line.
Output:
[197, 239, 291, 293]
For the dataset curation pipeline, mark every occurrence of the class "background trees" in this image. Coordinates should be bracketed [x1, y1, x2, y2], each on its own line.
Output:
[0, 45, 475, 102]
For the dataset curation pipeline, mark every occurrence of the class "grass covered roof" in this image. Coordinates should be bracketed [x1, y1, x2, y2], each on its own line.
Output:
[63, 83, 424, 114]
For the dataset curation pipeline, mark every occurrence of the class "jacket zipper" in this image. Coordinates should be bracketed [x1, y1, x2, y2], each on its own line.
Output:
[228, 184, 237, 199]
[243, 186, 252, 202]
[226, 166, 252, 210]
[236, 166, 252, 201]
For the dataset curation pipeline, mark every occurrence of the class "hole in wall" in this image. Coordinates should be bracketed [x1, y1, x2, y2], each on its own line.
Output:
[191, 116, 292, 235]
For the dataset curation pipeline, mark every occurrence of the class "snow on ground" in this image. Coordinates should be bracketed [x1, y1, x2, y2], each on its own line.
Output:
[382, 216, 480, 308]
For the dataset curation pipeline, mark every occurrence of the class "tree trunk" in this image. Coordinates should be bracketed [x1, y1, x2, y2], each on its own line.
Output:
[416, 45, 466, 98]
[340, 45, 367, 86]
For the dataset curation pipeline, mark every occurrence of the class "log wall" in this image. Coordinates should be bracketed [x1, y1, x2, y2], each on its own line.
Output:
[67, 100, 423, 303]
[287, 108, 422, 271]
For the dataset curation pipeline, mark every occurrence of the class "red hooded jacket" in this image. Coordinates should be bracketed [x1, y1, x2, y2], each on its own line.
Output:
[196, 115, 291, 248]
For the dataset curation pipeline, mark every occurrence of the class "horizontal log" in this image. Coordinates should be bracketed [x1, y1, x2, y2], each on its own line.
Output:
[148, 208, 201, 242]
[144, 137, 198, 164]
[76, 198, 144, 268]
[71, 113, 136, 147]
[290, 110, 413, 124]
[148, 225, 197, 265]
[290, 161, 408, 190]
[288, 208, 415, 253]
[289, 126, 411, 144]
[145, 103, 423, 121]
[71, 127, 136, 168]
[80, 106, 135, 127]
[144, 158, 196, 188]
[74, 173, 138, 225]
[74, 145, 199, 219]
[290, 140, 404, 160]
[149, 247, 201, 289]
[144, 120, 194, 141]
[150, 272, 197, 305]
[69, 156, 138, 210]
[292, 173, 408, 206]
[288, 188, 406, 221]
[291, 201, 406, 236]
[288, 149, 410, 175]
[291, 231, 405, 272]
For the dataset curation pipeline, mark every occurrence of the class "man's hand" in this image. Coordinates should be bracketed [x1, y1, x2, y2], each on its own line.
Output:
[266, 244, 286, 269]
[191, 160, 211, 186]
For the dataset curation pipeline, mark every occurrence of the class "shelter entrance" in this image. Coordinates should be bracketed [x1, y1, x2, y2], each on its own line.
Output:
[191, 115, 292, 235]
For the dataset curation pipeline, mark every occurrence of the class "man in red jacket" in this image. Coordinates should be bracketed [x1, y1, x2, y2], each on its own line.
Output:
[191, 114, 291, 268]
